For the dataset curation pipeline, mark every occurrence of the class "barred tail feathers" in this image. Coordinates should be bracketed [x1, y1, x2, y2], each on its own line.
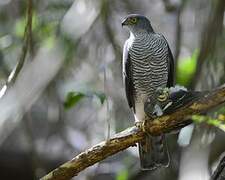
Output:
[138, 134, 170, 170]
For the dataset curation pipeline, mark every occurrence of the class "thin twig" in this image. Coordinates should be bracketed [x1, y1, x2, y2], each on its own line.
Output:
[101, 0, 122, 59]
[0, 0, 33, 98]
[7, 0, 33, 85]
[104, 67, 111, 140]
[41, 84, 225, 180]
[174, 0, 187, 68]
[161, 0, 187, 77]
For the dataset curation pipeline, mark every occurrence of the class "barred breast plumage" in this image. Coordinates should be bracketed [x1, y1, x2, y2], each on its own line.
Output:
[127, 32, 169, 121]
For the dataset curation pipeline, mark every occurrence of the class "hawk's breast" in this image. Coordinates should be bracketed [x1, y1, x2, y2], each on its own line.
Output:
[128, 33, 169, 121]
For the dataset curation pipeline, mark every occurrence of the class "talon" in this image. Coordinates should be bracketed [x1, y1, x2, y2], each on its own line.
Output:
[135, 122, 142, 128]
[135, 121, 146, 132]
[157, 91, 169, 102]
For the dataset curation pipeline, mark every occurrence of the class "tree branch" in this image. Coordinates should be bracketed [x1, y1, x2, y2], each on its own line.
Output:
[211, 155, 225, 180]
[41, 84, 225, 180]
[8, 0, 33, 85]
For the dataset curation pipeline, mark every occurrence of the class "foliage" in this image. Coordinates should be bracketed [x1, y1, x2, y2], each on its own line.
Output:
[64, 91, 85, 109]
[176, 49, 198, 86]
[64, 90, 106, 109]
[192, 114, 225, 132]
[116, 169, 128, 180]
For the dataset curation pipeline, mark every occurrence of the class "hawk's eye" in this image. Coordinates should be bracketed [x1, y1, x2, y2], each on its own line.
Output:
[130, 17, 137, 24]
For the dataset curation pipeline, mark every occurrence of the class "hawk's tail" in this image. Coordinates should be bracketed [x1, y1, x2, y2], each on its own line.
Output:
[138, 134, 170, 170]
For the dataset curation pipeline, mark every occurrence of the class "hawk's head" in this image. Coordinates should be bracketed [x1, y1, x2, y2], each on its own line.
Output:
[122, 14, 153, 33]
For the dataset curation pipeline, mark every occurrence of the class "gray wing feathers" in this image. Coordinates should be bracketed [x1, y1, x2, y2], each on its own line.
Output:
[123, 41, 135, 112]
[167, 44, 174, 87]
[161, 35, 174, 87]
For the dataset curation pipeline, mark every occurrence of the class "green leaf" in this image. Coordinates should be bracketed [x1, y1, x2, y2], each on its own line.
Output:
[94, 92, 106, 105]
[64, 90, 106, 109]
[64, 92, 85, 109]
[116, 169, 128, 180]
[176, 49, 198, 86]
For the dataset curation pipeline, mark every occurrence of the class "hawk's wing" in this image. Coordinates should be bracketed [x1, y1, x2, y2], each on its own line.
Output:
[167, 44, 174, 87]
[161, 35, 174, 87]
[123, 41, 135, 112]
[157, 33, 174, 87]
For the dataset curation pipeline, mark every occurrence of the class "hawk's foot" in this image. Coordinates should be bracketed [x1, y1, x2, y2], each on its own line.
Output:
[135, 120, 148, 133]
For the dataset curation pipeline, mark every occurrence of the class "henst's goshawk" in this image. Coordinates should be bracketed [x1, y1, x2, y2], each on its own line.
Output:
[122, 14, 174, 170]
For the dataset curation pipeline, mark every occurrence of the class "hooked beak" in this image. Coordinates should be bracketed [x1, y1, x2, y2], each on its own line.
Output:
[122, 18, 128, 27]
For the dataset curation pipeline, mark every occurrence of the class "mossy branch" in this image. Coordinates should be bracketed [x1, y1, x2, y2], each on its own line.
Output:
[41, 84, 225, 180]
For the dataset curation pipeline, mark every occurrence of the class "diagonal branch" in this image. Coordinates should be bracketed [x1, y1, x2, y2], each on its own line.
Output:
[8, 0, 33, 85]
[211, 155, 225, 180]
[41, 84, 225, 180]
[0, 0, 33, 98]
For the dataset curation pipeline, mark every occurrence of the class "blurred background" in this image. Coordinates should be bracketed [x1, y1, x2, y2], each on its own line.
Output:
[0, 0, 224, 179]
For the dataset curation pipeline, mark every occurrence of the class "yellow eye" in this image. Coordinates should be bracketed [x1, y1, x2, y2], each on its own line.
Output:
[130, 17, 137, 24]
